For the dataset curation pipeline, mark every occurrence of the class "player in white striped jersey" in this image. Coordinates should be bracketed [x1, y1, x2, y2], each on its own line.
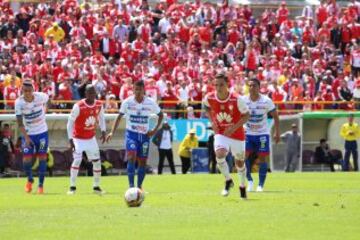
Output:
[106, 81, 163, 190]
[15, 81, 50, 194]
[242, 78, 280, 192]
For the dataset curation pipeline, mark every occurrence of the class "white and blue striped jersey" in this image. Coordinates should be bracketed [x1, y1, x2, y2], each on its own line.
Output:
[242, 94, 275, 136]
[119, 96, 161, 134]
[15, 92, 49, 135]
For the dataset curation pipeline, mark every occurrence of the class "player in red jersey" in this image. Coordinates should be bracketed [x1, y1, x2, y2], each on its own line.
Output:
[203, 73, 250, 199]
[66, 85, 107, 195]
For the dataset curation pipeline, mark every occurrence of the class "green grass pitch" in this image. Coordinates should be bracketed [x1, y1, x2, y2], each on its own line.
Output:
[0, 173, 359, 240]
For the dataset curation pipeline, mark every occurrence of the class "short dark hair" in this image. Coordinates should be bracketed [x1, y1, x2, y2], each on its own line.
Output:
[85, 84, 95, 92]
[22, 80, 33, 88]
[215, 72, 228, 83]
[134, 80, 145, 88]
[320, 138, 327, 144]
[249, 78, 260, 87]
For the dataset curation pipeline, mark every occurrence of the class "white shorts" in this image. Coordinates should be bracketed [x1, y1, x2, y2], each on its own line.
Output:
[214, 134, 245, 160]
[73, 137, 100, 160]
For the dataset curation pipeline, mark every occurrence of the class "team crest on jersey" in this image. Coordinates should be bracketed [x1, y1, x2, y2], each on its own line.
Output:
[229, 104, 234, 111]
[85, 116, 96, 127]
[216, 112, 233, 123]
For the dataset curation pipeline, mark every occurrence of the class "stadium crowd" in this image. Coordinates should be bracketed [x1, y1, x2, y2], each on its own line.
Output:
[0, 0, 359, 116]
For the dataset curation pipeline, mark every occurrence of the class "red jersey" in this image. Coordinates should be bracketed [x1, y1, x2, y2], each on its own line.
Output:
[203, 92, 248, 140]
[73, 99, 104, 139]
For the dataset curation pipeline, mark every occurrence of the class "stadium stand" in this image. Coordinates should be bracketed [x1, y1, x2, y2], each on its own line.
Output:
[0, 0, 359, 173]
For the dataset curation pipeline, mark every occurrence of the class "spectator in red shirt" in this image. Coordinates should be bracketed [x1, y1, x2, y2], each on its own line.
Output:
[161, 81, 179, 119]
[276, 2, 289, 26]
[316, 2, 328, 28]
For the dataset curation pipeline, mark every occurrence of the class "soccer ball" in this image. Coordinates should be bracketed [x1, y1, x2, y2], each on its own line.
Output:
[124, 187, 145, 207]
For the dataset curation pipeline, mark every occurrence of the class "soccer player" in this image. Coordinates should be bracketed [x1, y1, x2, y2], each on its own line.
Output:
[67, 85, 107, 195]
[15, 81, 50, 194]
[243, 78, 280, 192]
[203, 73, 250, 198]
[106, 80, 163, 189]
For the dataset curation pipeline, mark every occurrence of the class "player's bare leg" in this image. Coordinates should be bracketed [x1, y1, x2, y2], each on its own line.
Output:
[235, 157, 247, 199]
[216, 149, 233, 196]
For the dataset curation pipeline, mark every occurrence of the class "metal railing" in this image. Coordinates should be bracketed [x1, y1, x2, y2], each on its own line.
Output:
[0, 100, 358, 114]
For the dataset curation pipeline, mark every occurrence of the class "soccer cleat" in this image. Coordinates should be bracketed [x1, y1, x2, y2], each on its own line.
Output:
[239, 186, 247, 199]
[221, 179, 234, 197]
[256, 185, 264, 192]
[93, 186, 105, 195]
[25, 181, 33, 193]
[247, 181, 254, 192]
[37, 187, 44, 194]
[67, 186, 76, 195]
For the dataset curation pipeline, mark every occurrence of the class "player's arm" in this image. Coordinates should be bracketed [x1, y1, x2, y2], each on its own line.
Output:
[107, 99, 127, 142]
[147, 100, 163, 137]
[106, 113, 123, 142]
[16, 115, 32, 146]
[15, 100, 32, 146]
[67, 104, 80, 151]
[39, 91, 50, 112]
[202, 96, 219, 132]
[269, 109, 280, 143]
[147, 111, 164, 138]
[98, 105, 107, 143]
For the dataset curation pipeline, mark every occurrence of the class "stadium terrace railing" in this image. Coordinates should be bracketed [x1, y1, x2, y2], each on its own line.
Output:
[0, 100, 358, 114]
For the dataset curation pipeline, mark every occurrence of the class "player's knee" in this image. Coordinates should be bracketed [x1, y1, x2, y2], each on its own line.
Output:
[234, 151, 245, 161]
[72, 154, 82, 166]
[258, 155, 269, 163]
[215, 149, 227, 159]
[235, 160, 245, 168]
[23, 157, 32, 163]
[137, 160, 146, 167]
[127, 154, 136, 162]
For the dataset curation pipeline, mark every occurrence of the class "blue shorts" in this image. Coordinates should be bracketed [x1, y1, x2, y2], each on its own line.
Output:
[245, 134, 270, 156]
[22, 131, 49, 159]
[125, 130, 150, 160]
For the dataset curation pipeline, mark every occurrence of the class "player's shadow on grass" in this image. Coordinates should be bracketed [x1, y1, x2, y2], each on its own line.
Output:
[38, 193, 62, 196]
[258, 190, 287, 194]
[228, 198, 261, 203]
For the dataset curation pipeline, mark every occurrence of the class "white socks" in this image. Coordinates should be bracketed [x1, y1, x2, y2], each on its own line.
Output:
[92, 160, 101, 187]
[70, 156, 82, 187]
[217, 158, 231, 180]
[237, 165, 246, 187]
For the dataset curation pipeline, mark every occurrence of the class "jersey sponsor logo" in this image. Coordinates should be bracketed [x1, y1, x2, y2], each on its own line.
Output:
[131, 125, 147, 132]
[216, 112, 233, 123]
[85, 116, 96, 127]
[130, 115, 148, 124]
[247, 123, 262, 130]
